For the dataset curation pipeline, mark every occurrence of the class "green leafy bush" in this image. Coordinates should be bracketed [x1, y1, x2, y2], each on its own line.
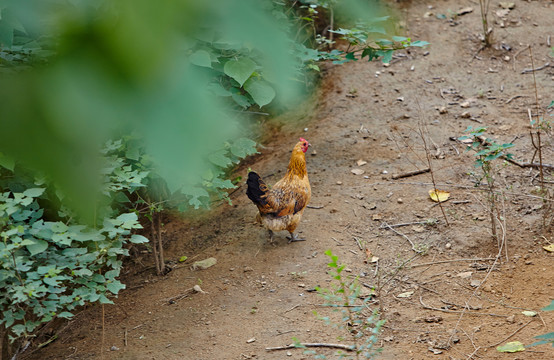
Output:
[0, 144, 150, 344]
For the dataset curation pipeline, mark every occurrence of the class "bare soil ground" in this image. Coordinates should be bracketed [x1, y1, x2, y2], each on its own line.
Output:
[23, 1, 554, 359]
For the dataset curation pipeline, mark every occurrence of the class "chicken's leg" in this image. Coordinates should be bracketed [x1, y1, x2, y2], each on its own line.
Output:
[268, 230, 275, 245]
[287, 232, 305, 243]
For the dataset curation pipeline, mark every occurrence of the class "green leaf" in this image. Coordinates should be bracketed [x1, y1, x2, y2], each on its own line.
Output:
[497, 341, 525, 353]
[380, 50, 393, 63]
[410, 40, 430, 47]
[542, 300, 554, 312]
[190, 50, 212, 68]
[23, 188, 45, 198]
[57, 312, 74, 319]
[243, 78, 275, 107]
[0, 152, 15, 171]
[224, 58, 257, 86]
[26, 239, 49, 256]
[91, 273, 106, 283]
[230, 138, 257, 158]
[115, 212, 139, 229]
[230, 93, 252, 108]
[129, 234, 149, 244]
[533, 332, 554, 341]
[183, 187, 210, 209]
[208, 150, 233, 168]
[106, 280, 126, 294]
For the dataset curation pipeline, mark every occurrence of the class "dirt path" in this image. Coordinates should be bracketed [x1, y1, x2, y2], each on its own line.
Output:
[27, 1, 553, 359]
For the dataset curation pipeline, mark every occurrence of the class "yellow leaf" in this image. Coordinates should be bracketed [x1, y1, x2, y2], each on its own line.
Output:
[496, 341, 525, 353]
[429, 189, 450, 202]
[543, 244, 554, 252]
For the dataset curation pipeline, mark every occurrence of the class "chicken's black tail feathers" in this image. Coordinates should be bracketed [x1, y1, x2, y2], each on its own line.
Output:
[246, 172, 268, 206]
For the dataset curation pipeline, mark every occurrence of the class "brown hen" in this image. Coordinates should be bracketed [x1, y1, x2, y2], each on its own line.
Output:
[246, 138, 311, 243]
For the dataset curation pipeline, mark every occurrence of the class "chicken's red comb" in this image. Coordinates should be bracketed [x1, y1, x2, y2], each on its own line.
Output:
[299, 137, 308, 143]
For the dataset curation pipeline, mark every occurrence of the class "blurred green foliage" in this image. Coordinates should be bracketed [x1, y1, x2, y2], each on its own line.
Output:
[0, 0, 298, 220]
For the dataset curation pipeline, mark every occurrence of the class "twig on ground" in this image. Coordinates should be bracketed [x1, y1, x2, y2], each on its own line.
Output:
[467, 346, 481, 360]
[411, 257, 496, 268]
[487, 320, 534, 348]
[441, 299, 481, 311]
[284, 304, 300, 313]
[512, 46, 528, 71]
[379, 220, 433, 229]
[354, 237, 363, 250]
[307, 205, 324, 209]
[521, 62, 551, 74]
[392, 168, 431, 180]
[382, 222, 422, 253]
[266, 343, 355, 352]
[504, 94, 526, 104]
[276, 330, 295, 336]
[419, 297, 506, 317]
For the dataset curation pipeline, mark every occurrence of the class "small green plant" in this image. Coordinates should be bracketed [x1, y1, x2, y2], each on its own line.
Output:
[478, 0, 493, 47]
[300, 250, 384, 359]
[459, 126, 514, 242]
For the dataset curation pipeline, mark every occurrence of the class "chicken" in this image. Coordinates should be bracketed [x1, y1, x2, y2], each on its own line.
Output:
[246, 138, 311, 243]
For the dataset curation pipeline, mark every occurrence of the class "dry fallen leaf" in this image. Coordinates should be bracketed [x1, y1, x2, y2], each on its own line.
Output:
[456, 271, 473, 279]
[429, 189, 450, 202]
[397, 291, 414, 298]
[542, 244, 554, 252]
[457, 7, 473, 16]
[522, 310, 537, 317]
[351, 168, 365, 175]
[499, 2, 515, 9]
[357, 159, 367, 166]
[371, 256, 379, 263]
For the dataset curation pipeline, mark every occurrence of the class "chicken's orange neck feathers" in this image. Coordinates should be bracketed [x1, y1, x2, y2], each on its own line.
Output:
[286, 145, 307, 178]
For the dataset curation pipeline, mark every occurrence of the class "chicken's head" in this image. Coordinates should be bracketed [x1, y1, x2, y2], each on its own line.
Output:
[299, 137, 310, 153]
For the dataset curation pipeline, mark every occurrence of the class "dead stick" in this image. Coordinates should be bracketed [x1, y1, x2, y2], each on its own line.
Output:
[379, 220, 434, 228]
[124, 329, 128, 347]
[266, 343, 355, 352]
[354, 237, 363, 250]
[467, 346, 481, 360]
[382, 222, 421, 253]
[521, 62, 550, 74]
[504, 95, 526, 104]
[307, 205, 324, 209]
[411, 257, 495, 268]
[419, 297, 507, 317]
[284, 304, 300, 313]
[392, 168, 430, 179]
[488, 320, 533, 348]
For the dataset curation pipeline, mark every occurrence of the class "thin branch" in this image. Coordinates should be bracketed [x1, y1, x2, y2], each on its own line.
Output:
[392, 168, 430, 180]
[419, 297, 507, 317]
[266, 343, 355, 352]
[411, 257, 496, 268]
[382, 222, 422, 253]
[487, 320, 534, 348]
[521, 62, 551, 74]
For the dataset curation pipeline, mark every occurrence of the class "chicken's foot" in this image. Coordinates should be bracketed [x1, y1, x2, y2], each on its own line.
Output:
[287, 232, 306, 243]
